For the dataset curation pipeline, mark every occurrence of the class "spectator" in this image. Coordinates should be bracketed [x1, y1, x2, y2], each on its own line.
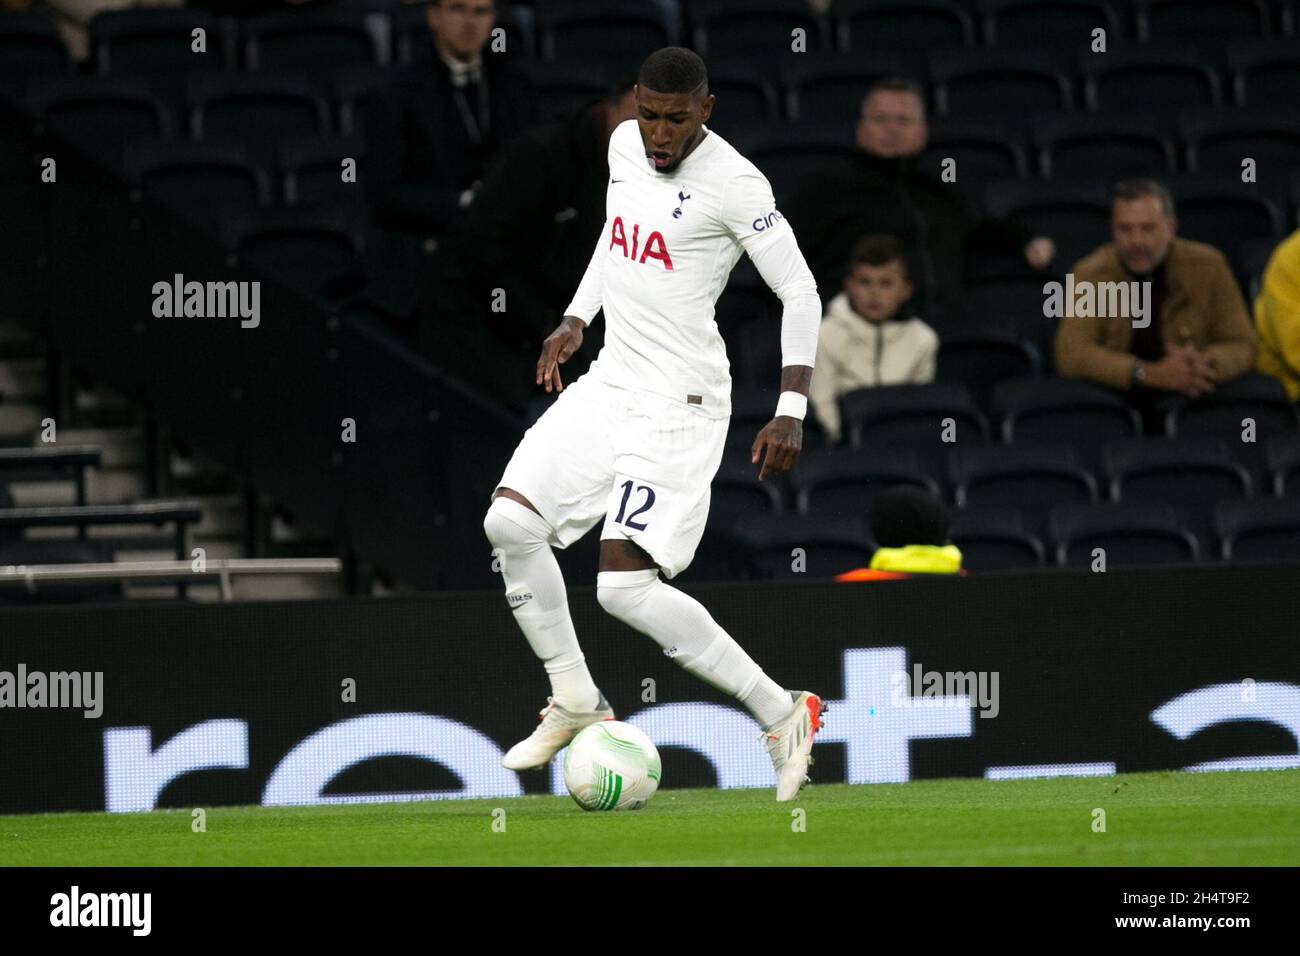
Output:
[454, 78, 638, 381]
[785, 77, 1053, 319]
[1055, 179, 1257, 430]
[808, 234, 939, 444]
[835, 487, 964, 581]
[1254, 229, 1300, 401]
[371, 0, 528, 232]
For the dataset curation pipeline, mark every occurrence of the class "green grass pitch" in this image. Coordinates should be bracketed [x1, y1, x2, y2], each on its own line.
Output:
[3, 770, 1297, 866]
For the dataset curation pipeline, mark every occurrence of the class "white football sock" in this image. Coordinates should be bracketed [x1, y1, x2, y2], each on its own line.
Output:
[484, 497, 601, 712]
[595, 568, 793, 729]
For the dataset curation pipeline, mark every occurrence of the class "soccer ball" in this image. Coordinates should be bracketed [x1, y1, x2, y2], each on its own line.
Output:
[563, 721, 661, 811]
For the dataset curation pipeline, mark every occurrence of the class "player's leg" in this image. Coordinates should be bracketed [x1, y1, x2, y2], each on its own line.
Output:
[484, 378, 619, 770]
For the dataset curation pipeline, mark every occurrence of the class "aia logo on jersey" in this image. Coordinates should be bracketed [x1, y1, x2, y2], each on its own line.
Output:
[609, 216, 674, 271]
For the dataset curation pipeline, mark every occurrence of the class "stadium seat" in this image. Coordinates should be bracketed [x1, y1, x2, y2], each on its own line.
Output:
[1228, 38, 1300, 106]
[1081, 46, 1223, 113]
[1264, 433, 1300, 497]
[224, 207, 366, 305]
[840, 383, 989, 479]
[1235, 235, 1279, 300]
[1033, 113, 1178, 181]
[691, 0, 829, 60]
[993, 376, 1142, 474]
[1166, 178, 1283, 265]
[525, 61, 611, 122]
[707, 59, 781, 123]
[710, 459, 785, 529]
[958, 276, 1058, 364]
[980, 0, 1123, 48]
[794, 447, 943, 517]
[921, 118, 1029, 184]
[724, 122, 857, 206]
[1215, 497, 1300, 562]
[124, 140, 272, 229]
[1104, 436, 1253, 543]
[952, 443, 1098, 539]
[935, 330, 1042, 410]
[1163, 373, 1300, 481]
[334, 65, 401, 139]
[188, 74, 332, 157]
[536, 0, 677, 65]
[1181, 108, 1300, 180]
[1136, 0, 1271, 41]
[949, 507, 1046, 570]
[28, 77, 172, 163]
[982, 180, 1111, 271]
[730, 512, 875, 580]
[241, 10, 389, 73]
[279, 135, 369, 210]
[1049, 501, 1200, 567]
[0, 11, 70, 84]
[89, 8, 226, 76]
[930, 50, 1073, 122]
[780, 52, 912, 124]
[832, 0, 975, 52]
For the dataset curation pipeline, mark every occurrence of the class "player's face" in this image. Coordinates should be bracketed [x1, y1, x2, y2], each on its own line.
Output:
[1112, 196, 1176, 275]
[844, 260, 913, 323]
[856, 91, 927, 159]
[427, 0, 495, 62]
[634, 85, 715, 173]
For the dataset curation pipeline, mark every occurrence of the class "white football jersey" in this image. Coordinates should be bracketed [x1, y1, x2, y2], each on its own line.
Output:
[564, 119, 807, 420]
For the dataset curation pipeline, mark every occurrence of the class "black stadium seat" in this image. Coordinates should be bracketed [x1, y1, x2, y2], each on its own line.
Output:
[1162, 372, 1300, 480]
[780, 52, 911, 124]
[1104, 436, 1253, 544]
[241, 11, 388, 73]
[90, 8, 226, 76]
[188, 74, 332, 159]
[709, 459, 785, 530]
[691, 0, 829, 60]
[949, 507, 1046, 570]
[1167, 178, 1283, 265]
[28, 77, 172, 163]
[1215, 497, 1300, 562]
[993, 376, 1142, 474]
[278, 135, 369, 209]
[935, 330, 1042, 410]
[922, 117, 1029, 183]
[1181, 108, 1300, 179]
[1081, 45, 1222, 113]
[841, 383, 989, 478]
[224, 206, 366, 305]
[952, 443, 1097, 539]
[832, 0, 975, 52]
[731, 512, 875, 580]
[1228, 38, 1300, 106]
[0, 12, 70, 84]
[1033, 113, 1178, 181]
[930, 50, 1072, 123]
[1049, 502, 1200, 567]
[124, 140, 272, 229]
[794, 447, 943, 517]
[981, 0, 1122, 48]
[1136, 0, 1272, 42]
[982, 180, 1111, 271]
[525, 60, 610, 122]
[1265, 434, 1300, 497]
[708, 59, 781, 123]
[536, 0, 677, 65]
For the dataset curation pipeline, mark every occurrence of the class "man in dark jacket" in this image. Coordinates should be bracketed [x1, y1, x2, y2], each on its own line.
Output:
[786, 77, 1053, 320]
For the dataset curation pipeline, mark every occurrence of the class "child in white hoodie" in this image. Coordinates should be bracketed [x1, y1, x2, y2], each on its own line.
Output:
[808, 234, 939, 444]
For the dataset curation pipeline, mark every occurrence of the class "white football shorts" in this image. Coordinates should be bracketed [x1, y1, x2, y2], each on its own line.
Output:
[492, 372, 730, 578]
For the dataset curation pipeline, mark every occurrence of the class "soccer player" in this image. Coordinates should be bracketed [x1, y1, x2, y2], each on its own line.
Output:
[482, 47, 826, 801]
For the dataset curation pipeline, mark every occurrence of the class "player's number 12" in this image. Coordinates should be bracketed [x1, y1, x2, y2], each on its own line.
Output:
[614, 480, 655, 530]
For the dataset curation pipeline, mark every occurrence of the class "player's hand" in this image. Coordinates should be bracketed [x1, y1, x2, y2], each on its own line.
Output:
[536, 316, 585, 393]
[752, 416, 802, 481]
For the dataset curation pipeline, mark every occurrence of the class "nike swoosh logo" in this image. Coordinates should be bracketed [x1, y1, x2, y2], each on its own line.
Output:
[611, 179, 625, 184]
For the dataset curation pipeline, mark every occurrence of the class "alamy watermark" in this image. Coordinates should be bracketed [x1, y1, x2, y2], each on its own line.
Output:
[0, 664, 103, 718]
[152, 273, 260, 328]
[890, 663, 1000, 719]
[1044, 274, 1151, 329]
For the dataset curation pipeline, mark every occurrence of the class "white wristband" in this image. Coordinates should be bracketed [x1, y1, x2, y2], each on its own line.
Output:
[775, 391, 807, 421]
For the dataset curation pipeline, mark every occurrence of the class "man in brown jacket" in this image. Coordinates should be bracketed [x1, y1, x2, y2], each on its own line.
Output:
[1055, 180, 1257, 429]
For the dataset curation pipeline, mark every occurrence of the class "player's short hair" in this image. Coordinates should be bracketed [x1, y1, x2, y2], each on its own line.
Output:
[1112, 178, 1176, 219]
[848, 234, 909, 276]
[637, 47, 709, 98]
[862, 77, 926, 121]
[870, 487, 951, 549]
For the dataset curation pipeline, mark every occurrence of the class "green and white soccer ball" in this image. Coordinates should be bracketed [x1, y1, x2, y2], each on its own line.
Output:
[563, 721, 662, 811]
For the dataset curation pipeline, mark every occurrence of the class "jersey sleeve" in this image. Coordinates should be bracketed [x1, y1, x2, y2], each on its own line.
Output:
[720, 168, 792, 253]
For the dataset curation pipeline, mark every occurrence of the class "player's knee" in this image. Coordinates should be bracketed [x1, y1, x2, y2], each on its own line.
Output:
[483, 496, 551, 553]
[595, 569, 659, 626]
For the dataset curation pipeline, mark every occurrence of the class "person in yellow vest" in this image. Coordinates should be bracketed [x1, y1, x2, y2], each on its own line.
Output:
[1254, 230, 1300, 401]
[836, 486, 964, 582]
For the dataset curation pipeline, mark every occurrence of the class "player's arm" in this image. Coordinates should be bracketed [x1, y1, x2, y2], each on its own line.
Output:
[743, 217, 822, 481]
[539, 219, 607, 393]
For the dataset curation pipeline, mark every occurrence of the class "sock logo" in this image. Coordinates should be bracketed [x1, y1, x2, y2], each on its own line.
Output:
[506, 591, 533, 610]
